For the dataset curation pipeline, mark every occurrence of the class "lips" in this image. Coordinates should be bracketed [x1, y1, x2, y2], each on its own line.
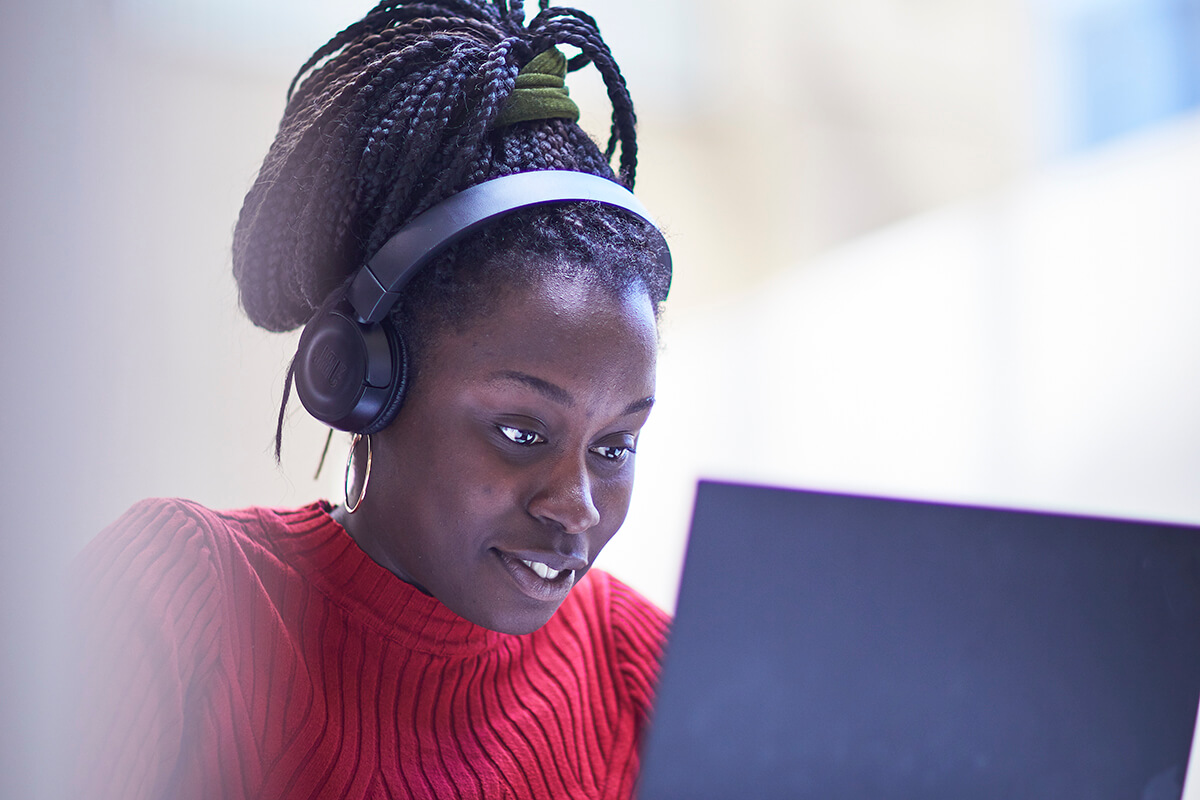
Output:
[494, 548, 587, 603]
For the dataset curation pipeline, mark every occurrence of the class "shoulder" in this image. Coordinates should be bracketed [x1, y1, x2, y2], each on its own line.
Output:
[75, 500, 235, 647]
[558, 569, 671, 672]
[79, 498, 329, 578]
[74, 499, 325, 636]
[570, 568, 671, 624]
[549, 570, 671, 734]
[73, 498, 334, 683]
[77, 498, 227, 591]
[83, 496, 254, 554]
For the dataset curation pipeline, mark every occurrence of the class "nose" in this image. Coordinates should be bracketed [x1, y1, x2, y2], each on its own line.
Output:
[527, 451, 601, 534]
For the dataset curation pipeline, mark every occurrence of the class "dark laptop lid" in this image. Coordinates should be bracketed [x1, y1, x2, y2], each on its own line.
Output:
[639, 481, 1200, 800]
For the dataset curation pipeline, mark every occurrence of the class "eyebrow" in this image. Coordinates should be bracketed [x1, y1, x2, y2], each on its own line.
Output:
[622, 395, 656, 416]
[489, 370, 655, 416]
[491, 370, 574, 406]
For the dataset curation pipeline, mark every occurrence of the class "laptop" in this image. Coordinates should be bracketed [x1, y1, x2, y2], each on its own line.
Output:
[638, 481, 1200, 799]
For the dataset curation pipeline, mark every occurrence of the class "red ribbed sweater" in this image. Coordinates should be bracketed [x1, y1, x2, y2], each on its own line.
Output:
[75, 499, 669, 800]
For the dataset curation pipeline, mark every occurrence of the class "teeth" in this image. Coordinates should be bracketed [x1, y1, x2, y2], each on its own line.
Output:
[520, 559, 563, 581]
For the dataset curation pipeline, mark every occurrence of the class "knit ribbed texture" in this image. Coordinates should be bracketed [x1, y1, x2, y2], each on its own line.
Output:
[73, 499, 670, 800]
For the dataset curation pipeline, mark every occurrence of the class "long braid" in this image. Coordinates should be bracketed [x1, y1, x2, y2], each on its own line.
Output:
[531, 9, 637, 184]
[287, 2, 503, 99]
[416, 37, 523, 213]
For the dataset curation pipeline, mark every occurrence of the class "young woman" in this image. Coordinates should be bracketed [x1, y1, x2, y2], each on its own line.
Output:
[74, 2, 673, 798]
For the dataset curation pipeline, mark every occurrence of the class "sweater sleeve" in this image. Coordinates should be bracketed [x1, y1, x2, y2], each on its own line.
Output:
[72, 499, 225, 800]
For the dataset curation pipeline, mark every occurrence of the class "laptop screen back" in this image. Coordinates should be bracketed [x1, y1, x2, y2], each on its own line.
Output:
[638, 481, 1200, 799]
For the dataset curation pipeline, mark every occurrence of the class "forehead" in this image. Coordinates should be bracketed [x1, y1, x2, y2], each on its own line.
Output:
[423, 272, 658, 396]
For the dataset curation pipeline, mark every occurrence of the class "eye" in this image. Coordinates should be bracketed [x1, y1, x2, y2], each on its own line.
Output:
[498, 425, 546, 447]
[590, 444, 635, 462]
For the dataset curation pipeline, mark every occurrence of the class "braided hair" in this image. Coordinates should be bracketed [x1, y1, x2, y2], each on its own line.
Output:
[232, 0, 671, 376]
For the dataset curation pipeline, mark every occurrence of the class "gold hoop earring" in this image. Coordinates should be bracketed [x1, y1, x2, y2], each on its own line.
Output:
[344, 434, 372, 514]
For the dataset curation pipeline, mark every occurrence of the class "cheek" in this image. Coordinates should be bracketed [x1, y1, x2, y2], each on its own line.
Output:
[455, 482, 503, 525]
[595, 469, 637, 528]
[445, 457, 524, 528]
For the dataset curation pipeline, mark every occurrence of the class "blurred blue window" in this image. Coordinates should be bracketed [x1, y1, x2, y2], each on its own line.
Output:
[1053, 0, 1200, 149]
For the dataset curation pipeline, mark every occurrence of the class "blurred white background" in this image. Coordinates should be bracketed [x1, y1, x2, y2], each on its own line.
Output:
[3, 0, 1199, 796]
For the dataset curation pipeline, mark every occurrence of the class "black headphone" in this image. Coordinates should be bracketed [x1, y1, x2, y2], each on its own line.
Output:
[293, 170, 672, 434]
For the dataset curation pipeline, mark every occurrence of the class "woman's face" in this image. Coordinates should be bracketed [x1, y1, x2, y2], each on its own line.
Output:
[346, 271, 659, 635]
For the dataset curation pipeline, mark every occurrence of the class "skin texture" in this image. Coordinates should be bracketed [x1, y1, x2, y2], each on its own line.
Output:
[334, 272, 659, 635]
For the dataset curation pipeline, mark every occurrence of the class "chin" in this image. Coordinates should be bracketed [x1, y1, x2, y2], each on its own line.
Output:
[477, 604, 562, 637]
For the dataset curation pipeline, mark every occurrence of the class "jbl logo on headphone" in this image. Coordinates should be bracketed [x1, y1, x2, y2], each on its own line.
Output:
[313, 344, 348, 389]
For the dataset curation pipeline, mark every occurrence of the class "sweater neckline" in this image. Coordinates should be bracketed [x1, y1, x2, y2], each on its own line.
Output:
[275, 501, 511, 657]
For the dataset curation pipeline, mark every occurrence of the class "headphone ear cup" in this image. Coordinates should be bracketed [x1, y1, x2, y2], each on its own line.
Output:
[359, 321, 409, 435]
[294, 303, 408, 433]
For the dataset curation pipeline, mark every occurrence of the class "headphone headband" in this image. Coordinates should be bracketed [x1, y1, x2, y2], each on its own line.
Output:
[346, 170, 671, 324]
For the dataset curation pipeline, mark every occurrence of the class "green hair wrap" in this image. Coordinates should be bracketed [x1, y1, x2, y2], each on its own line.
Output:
[494, 48, 580, 128]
